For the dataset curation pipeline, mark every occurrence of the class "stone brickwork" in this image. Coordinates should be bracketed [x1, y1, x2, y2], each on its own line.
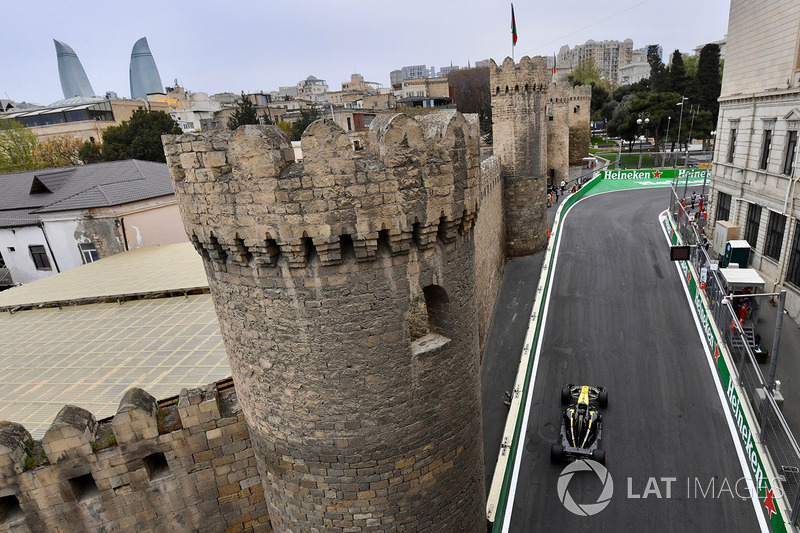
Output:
[568, 84, 592, 166]
[0, 379, 270, 533]
[490, 56, 549, 257]
[162, 114, 485, 532]
[546, 82, 571, 186]
[474, 155, 505, 353]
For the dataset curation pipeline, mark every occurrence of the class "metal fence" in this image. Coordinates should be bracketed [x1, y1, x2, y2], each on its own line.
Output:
[669, 186, 800, 525]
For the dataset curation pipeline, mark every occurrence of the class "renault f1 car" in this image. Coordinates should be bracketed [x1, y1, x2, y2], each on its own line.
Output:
[551, 384, 608, 465]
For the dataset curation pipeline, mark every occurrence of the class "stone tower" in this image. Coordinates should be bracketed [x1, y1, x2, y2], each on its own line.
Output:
[490, 56, 549, 256]
[568, 84, 592, 165]
[163, 113, 486, 532]
[546, 82, 571, 187]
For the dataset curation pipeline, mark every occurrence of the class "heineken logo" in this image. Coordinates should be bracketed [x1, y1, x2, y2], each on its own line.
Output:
[600, 169, 708, 180]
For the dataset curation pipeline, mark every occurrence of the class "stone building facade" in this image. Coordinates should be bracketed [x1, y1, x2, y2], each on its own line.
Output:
[546, 82, 571, 186]
[568, 85, 592, 166]
[706, 0, 800, 319]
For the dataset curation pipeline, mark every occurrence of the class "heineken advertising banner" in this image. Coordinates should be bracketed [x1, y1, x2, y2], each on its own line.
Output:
[600, 168, 709, 180]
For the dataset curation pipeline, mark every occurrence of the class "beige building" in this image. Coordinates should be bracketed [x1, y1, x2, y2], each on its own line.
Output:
[707, 0, 800, 318]
[402, 76, 449, 98]
[0, 97, 171, 142]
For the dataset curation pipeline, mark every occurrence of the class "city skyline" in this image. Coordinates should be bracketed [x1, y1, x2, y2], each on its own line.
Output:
[4, 0, 730, 106]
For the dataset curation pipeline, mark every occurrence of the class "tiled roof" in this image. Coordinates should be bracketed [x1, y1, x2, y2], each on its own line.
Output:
[0, 160, 174, 221]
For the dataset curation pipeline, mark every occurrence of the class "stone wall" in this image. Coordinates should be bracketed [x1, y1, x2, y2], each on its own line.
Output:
[546, 83, 571, 186]
[0, 379, 270, 533]
[490, 56, 549, 257]
[163, 114, 486, 532]
[568, 84, 592, 166]
[474, 155, 505, 354]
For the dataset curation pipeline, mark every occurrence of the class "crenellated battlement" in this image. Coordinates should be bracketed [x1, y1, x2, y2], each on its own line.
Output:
[163, 112, 480, 270]
[0, 378, 270, 532]
[569, 84, 593, 100]
[489, 56, 550, 96]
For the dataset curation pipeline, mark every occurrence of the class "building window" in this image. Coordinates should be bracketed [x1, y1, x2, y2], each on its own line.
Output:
[744, 204, 762, 249]
[784, 131, 798, 175]
[78, 243, 99, 264]
[764, 211, 787, 261]
[716, 192, 731, 221]
[29, 245, 51, 270]
[787, 221, 800, 288]
[760, 129, 772, 170]
[727, 128, 737, 163]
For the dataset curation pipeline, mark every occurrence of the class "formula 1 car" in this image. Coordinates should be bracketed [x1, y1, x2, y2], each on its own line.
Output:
[551, 384, 607, 465]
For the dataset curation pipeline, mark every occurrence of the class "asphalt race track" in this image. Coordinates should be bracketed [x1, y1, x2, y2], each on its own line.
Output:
[507, 188, 762, 532]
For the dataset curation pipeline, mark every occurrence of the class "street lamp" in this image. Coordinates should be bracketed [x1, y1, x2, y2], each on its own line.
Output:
[637, 113, 649, 150]
[676, 96, 688, 153]
[666, 116, 672, 150]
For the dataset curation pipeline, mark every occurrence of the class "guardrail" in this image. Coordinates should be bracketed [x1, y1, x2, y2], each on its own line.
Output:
[668, 187, 800, 531]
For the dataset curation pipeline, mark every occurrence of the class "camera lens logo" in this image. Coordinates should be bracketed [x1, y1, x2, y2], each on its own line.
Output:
[557, 459, 614, 516]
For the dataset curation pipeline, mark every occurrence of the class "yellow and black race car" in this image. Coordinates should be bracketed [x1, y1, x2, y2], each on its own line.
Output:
[551, 384, 608, 465]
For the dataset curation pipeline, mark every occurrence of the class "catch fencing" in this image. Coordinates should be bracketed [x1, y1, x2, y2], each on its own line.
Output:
[669, 186, 800, 526]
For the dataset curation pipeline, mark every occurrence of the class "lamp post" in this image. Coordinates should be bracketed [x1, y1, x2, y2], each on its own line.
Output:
[666, 115, 672, 151]
[676, 96, 688, 155]
[637, 113, 650, 150]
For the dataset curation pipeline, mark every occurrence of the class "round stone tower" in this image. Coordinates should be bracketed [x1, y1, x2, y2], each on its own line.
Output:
[546, 82, 571, 188]
[163, 113, 485, 532]
[568, 84, 592, 165]
[490, 56, 549, 257]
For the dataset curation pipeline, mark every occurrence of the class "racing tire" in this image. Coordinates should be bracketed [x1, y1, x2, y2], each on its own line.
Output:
[598, 390, 608, 409]
[551, 444, 565, 464]
[591, 449, 606, 465]
[561, 387, 571, 405]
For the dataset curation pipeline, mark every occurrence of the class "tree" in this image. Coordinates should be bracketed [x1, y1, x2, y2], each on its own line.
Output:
[290, 108, 321, 141]
[100, 109, 182, 163]
[567, 58, 603, 87]
[667, 50, 687, 95]
[0, 119, 41, 173]
[35, 136, 83, 168]
[276, 121, 292, 138]
[448, 67, 492, 138]
[691, 43, 722, 128]
[647, 45, 668, 93]
[78, 140, 104, 164]
[228, 92, 260, 130]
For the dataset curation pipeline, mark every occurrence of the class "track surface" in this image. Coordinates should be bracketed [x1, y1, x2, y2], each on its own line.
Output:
[507, 188, 761, 531]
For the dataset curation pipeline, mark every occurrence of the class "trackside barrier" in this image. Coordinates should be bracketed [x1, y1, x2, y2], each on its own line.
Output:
[665, 188, 797, 532]
[485, 173, 603, 529]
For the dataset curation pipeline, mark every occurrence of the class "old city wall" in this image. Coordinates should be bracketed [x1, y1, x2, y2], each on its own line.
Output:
[474, 155, 504, 353]
[162, 114, 486, 532]
[546, 82, 571, 186]
[0, 380, 270, 533]
[490, 56, 549, 257]
[568, 84, 592, 166]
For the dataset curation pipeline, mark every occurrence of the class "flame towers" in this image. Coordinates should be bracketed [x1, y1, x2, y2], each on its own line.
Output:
[54, 40, 95, 99]
[129, 37, 164, 99]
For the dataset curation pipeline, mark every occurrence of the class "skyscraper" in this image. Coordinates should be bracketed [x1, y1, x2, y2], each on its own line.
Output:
[129, 37, 164, 99]
[54, 39, 95, 99]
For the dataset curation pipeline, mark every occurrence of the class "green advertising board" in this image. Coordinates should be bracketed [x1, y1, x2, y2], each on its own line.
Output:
[662, 214, 786, 533]
[600, 168, 709, 180]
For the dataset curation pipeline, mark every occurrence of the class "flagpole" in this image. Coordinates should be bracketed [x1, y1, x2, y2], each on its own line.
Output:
[511, 3, 516, 61]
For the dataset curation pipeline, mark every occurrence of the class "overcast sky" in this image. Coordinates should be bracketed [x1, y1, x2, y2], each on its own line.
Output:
[4, 0, 730, 106]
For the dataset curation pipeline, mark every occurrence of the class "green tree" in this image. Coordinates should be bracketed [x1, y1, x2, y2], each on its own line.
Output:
[101, 109, 182, 163]
[276, 120, 292, 137]
[647, 45, 668, 93]
[78, 140, 104, 164]
[35, 135, 83, 168]
[667, 50, 688, 95]
[228, 92, 260, 130]
[567, 58, 602, 86]
[0, 119, 41, 172]
[290, 108, 321, 141]
[683, 54, 699, 79]
[691, 43, 722, 128]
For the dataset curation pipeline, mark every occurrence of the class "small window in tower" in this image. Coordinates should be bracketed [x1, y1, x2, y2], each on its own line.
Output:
[143, 452, 171, 481]
[69, 474, 100, 502]
[0, 495, 23, 525]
